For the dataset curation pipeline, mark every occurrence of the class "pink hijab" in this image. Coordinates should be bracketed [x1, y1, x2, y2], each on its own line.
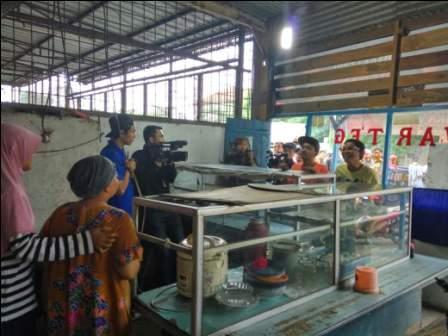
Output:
[1, 123, 41, 256]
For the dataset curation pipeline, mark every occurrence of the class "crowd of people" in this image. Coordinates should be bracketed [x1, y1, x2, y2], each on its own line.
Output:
[226, 135, 388, 185]
[1, 115, 187, 335]
[1, 118, 395, 335]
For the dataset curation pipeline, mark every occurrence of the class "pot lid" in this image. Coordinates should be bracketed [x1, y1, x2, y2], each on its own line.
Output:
[181, 234, 226, 249]
[272, 240, 301, 252]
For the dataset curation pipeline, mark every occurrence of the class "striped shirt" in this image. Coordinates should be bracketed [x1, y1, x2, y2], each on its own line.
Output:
[1, 231, 94, 323]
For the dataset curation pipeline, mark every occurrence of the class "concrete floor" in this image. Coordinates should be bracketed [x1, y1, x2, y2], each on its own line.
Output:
[133, 316, 166, 336]
[409, 307, 447, 336]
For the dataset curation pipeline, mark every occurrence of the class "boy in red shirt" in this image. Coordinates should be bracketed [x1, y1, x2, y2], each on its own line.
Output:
[291, 136, 329, 174]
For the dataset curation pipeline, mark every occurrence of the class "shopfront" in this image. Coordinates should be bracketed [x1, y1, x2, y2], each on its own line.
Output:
[273, 106, 448, 187]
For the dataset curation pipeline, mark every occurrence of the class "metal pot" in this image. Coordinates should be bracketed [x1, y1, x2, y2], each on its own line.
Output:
[177, 235, 228, 298]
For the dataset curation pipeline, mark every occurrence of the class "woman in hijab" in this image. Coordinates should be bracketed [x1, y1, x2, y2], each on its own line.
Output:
[41, 155, 142, 335]
[1, 123, 115, 335]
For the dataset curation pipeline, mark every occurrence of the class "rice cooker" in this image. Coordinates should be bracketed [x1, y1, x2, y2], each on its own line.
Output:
[177, 235, 228, 298]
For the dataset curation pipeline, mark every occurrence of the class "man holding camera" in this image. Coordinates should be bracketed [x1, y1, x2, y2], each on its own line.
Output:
[132, 125, 177, 195]
[132, 125, 184, 290]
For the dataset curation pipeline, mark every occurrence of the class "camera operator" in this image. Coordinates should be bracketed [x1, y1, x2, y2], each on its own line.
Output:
[284, 142, 300, 169]
[268, 143, 298, 169]
[267, 151, 289, 170]
[267, 142, 283, 169]
[132, 126, 177, 195]
[273, 142, 284, 155]
[132, 125, 185, 290]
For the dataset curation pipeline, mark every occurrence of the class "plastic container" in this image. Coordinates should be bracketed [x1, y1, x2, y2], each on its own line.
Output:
[354, 266, 379, 294]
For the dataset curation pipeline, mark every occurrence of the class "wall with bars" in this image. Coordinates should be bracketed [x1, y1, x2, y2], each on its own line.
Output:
[1, 110, 225, 230]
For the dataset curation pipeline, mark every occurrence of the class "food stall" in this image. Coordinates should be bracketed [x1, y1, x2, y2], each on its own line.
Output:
[132, 183, 448, 336]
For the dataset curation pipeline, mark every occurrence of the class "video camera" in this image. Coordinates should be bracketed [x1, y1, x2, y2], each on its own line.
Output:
[147, 140, 188, 163]
[266, 150, 289, 169]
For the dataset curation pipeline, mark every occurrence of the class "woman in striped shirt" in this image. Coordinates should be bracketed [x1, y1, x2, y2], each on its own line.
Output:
[1, 123, 116, 335]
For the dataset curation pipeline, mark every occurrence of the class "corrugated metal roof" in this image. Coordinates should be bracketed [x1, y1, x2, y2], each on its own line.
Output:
[225, 1, 310, 23]
[1, 1, 234, 85]
[2, 1, 447, 85]
[293, 1, 448, 44]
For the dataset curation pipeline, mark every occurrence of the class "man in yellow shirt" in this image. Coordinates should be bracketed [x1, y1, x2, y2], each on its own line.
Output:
[336, 139, 378, 185]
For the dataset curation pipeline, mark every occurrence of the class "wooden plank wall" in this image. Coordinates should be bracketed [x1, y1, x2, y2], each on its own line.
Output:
[274, 21, 448, 115]
[397, 27, 448, 106]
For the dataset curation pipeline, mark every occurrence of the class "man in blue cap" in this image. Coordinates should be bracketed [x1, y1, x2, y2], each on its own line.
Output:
[100, 114, 137, 214]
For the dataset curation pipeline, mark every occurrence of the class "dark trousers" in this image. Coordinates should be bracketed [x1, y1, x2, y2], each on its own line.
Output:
[1, 309, 37, 336]
[139, 210, 184, 291]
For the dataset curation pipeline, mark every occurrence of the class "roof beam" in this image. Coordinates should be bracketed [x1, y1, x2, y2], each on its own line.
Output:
[2, 1, 110, 69]
[8, 11, 239, 77]
[128, 8, 196, 38]
[59, 8, 197, 79]
[1, 1, 23, 18]
[79, 28, 242, 81]
[184, 1, 266, 32]
[74, 20, 230, 80]
[11, 18, 229, 84]
[67, 8, 199, 78]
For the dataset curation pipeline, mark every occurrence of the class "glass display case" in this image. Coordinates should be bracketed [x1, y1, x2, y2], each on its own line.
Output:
[173, 163, 336, 192]
[134, 183, 411, 336]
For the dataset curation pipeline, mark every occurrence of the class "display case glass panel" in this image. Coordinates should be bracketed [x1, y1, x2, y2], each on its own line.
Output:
[134, 183, 411, 336]
[339, 192, 409, 278]
[198, 202, 335, 334]
[173, 163, 336, 192]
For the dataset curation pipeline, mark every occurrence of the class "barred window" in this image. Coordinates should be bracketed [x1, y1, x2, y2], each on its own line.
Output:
[172, 76, 198, 121]
[201, 70, 235, 123]
[126, 85, 144, 115]
[147, 81, 169, 118]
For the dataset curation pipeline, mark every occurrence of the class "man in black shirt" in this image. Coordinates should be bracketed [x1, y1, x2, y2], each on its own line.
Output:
[132, 125, 184, 290]
[132, 125, 176, 195]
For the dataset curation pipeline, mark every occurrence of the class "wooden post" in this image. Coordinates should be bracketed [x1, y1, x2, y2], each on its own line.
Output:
[251, 30, 269, 121]
[388, 20, 404, 106]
